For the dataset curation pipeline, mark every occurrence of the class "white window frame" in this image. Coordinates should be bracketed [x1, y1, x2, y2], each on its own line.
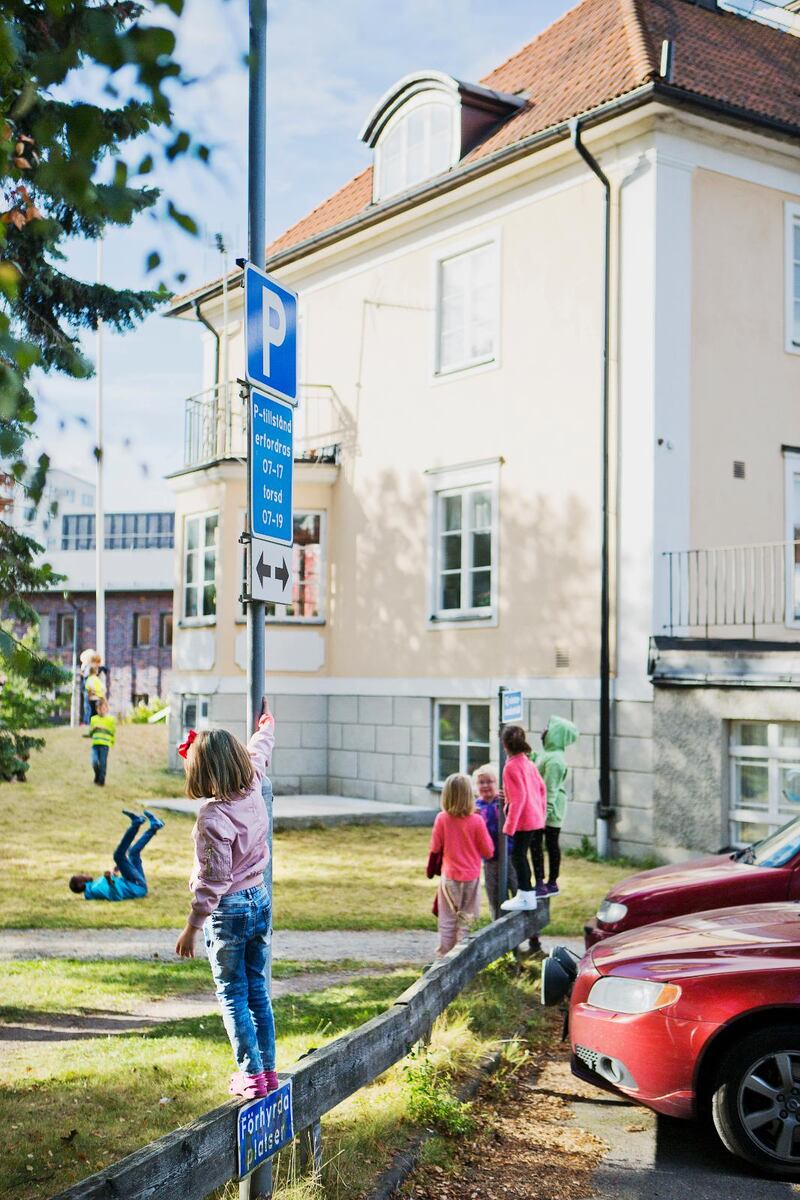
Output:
[182, 510, 218, 626]
[729, 720, 800, 846]
[785, 201, 800, 356]
[433, 236, 500, 380]
[433, 699, 492, 785]
[373, 92, 459, 203]
[426, 459, 500, 629]
[181, 693, 210, 739]
[785, 450, 800, 628]
[266, 509, 327, 625]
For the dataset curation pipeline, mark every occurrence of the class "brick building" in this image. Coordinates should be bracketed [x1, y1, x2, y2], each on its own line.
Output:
[4, 474, 176, 717]
[37, 590, 173, 714]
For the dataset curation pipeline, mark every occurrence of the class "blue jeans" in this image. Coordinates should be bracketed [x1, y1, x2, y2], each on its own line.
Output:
[91, 744, 109, 784]
[204, 884, 275, 1075]
[113, 821, 159, 889]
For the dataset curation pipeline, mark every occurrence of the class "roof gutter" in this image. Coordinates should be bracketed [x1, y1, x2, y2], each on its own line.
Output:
[167, 83, 657, 317]
[169, 81, 800, 317]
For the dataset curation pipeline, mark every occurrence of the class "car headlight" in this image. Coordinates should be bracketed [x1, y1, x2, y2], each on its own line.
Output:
[597, 899, 628, 924]
[588, 976, 681, 1014]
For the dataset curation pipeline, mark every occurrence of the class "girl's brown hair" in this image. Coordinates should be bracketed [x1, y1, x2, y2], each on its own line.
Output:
[502, 725, 531, 756]
[184, 729, 254, 800]
[441, 772, 475, 818]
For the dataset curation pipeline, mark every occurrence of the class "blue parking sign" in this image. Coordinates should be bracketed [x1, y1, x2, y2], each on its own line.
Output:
[245, 263, 298, 404]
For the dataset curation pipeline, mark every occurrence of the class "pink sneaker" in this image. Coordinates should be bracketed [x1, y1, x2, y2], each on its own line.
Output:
[264, 1070, 280, 1093]
[229, 1071, 267, 1100]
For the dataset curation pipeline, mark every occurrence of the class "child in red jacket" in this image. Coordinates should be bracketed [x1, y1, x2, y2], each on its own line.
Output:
[500, 725, 547, 912]
[429, 772, 494, 957]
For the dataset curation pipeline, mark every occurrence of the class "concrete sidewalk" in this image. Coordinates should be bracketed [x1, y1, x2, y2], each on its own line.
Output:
[145, 793, 439, 831]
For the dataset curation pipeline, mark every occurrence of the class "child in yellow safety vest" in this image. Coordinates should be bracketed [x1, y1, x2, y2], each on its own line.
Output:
[85, 666, 105, 719]
[84, 698, 116, 786]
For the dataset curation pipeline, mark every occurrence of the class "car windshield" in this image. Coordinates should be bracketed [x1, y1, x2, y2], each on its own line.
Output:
[735, 816, 800, 868]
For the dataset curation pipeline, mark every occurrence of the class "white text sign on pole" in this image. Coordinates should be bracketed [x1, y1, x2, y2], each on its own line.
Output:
[249, 390, 294, 604]
[245, 263, 298, 404]
[501, 689, 524, 724]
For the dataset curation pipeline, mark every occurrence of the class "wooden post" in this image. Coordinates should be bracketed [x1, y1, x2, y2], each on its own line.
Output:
[298, 1121, 322, 1178]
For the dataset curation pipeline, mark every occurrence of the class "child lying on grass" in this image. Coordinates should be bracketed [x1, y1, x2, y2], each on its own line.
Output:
[69, 809, 164, 901]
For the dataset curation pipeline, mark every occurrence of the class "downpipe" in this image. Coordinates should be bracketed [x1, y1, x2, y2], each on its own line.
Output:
[570, 117, 614, 858]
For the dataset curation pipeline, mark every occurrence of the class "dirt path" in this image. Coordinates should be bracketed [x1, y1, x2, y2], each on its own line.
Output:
[0, 967, 389, 1059]
[0, 927, 584, 963]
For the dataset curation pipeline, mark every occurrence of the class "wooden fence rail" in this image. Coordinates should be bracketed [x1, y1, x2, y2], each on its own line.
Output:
[50, 905, 548, 1200]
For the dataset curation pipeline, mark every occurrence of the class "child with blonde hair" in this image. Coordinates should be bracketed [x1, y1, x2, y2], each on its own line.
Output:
[175, 701, 278, 1102]
[428, 772, 494, 957]
[472, 763, 518, 920]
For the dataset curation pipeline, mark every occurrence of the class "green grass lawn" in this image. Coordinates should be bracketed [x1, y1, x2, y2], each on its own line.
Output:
[0, 956, 548, 1200]
[3, 724, 633, 933]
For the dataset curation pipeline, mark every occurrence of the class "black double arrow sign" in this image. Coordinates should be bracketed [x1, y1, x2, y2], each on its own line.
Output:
[256, 552, 289, 592]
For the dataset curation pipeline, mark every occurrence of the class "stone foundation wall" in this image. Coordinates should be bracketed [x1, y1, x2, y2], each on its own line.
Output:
[165, 684, 658, 862]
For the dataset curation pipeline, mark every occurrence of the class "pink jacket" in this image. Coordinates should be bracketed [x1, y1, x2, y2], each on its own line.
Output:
[430, 811, 495, 882]
[187, 719, 275, 928]
[502, 753, 546, 836]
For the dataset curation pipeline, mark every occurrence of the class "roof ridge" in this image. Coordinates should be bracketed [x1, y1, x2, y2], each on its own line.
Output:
[619, 0, 659, 83]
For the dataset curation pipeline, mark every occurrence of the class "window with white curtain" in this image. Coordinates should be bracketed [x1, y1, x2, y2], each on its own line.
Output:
[375, 101, 455, 201]
[183, 511, 218, 620]
[436, 243, 497, 375]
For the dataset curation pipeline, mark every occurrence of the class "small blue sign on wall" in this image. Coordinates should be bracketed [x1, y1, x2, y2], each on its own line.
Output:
[250, 390, 294, 547]
[501, 689, 524, 724]
[237, 1080, 294, 1179]
[244, 263, 298, 404]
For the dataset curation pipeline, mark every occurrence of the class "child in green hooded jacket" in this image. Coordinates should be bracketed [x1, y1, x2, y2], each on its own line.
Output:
[531, 715, 578, 896]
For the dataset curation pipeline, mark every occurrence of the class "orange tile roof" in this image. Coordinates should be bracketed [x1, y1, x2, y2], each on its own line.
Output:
[266, 0, 799, 264]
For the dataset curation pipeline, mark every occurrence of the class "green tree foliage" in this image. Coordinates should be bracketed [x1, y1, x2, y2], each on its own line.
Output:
[0, 0, 204, 772]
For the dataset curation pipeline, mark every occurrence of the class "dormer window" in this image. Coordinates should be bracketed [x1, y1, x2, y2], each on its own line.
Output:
[376, 99, 456, 201]
[361, 71, 524, 206]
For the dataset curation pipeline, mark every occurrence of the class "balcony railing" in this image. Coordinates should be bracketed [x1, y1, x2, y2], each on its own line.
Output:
[183, 381, 352, 469]
[662, 541, 800, 638]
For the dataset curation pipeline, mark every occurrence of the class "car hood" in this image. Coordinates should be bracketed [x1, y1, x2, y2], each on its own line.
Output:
[606, 854, 747, 902]
[592, 903, 800, 981]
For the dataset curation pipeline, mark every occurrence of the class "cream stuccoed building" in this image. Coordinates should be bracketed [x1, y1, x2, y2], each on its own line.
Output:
[164, 0, 800, 860]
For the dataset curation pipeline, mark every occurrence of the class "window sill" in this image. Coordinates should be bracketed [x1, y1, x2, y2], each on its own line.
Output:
[234, 617, 326, 627]
[178, 617, 217, 629]
[431, 356, 498, 386]
[428, 611, 496, 631]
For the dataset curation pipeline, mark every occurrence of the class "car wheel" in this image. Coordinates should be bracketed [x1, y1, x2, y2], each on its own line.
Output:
[712, 1026, 800, 1177]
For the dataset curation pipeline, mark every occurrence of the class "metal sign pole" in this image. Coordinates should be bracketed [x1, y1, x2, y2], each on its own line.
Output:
[247, 0, 267, 740]
[246, 3, 271, 1198]
[497, 686, 508, 913]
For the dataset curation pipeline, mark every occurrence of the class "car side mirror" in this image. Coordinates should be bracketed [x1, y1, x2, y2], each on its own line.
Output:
[541, 945, 581, 1006]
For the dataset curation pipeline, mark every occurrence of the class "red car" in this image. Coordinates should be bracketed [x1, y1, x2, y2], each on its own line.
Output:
[584, 818, 800, 948]
[546, 904, 800, 1177]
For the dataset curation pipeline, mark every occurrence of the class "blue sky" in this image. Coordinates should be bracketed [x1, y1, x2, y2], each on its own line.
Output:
[33, 0, 572, 509]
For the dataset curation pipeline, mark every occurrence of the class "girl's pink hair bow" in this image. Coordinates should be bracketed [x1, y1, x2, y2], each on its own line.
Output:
[178, 728, 198, 759]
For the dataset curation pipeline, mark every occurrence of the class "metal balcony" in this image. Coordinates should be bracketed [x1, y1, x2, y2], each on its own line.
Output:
[183, 381, 352, 469]
[662, 541, 800, 638]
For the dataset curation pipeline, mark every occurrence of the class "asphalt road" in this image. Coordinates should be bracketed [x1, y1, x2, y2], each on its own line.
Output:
[563, 1066, 800, 1199]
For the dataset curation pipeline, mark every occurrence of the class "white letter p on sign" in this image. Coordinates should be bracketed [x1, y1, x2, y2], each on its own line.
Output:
[262, 287, 286, 376]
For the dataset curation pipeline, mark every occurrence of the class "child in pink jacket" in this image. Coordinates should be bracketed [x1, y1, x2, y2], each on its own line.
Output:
[175, 703, 278, 1102]
[500, 725, 547, 912]
[429, 772, 495, 957]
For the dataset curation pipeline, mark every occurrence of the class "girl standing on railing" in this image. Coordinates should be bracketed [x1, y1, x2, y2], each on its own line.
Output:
[175, 702, 278, 1102]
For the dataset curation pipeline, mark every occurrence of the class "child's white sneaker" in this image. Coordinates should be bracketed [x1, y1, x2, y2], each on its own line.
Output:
[501, 890, 537, 912]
